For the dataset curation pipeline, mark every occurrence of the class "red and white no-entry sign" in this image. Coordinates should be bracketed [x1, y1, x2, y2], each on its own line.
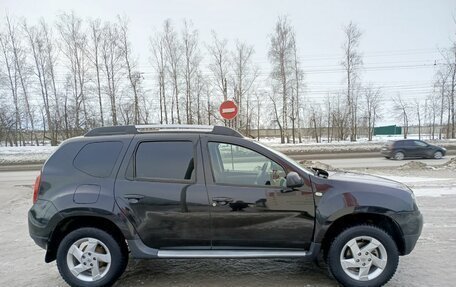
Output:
[219, 100, 238, 120]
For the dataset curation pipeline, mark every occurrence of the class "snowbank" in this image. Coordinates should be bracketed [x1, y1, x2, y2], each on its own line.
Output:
[0, 146, 56, 165]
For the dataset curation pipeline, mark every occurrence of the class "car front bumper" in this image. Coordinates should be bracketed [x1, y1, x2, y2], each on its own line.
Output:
[390, 209, 423, 255]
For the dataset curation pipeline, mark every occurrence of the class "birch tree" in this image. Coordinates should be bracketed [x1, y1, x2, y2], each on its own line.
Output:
[231, 40, 258, 131]
[118, 16, 141, 124]
[363, 85, 382, 141]
[6, 15, 38, 145]
[150, 30, 168, 124]
[181, 20, 201, 124]
[341, 21, 363, 141]
[163, 19, 182, 124]
[208, 31, 230, 125]
[87, 18, 105, 126]
[268, 16, 294, 143]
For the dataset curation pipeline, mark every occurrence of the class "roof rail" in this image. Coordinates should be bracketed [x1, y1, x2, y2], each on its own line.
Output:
[84, 124, 244, 138]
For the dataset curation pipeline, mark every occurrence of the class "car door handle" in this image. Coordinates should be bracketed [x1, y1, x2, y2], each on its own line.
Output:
[212, 197, 233, 206]
[124, 194, 144, 204]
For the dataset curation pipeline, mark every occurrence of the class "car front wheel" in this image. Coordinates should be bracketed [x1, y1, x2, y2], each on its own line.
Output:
[56, 227, 128, 287]
[433, 151, 443, 159]
[327, 225, 399, 287]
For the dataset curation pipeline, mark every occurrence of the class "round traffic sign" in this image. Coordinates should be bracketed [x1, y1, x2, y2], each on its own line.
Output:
[219, 100, 238, 120]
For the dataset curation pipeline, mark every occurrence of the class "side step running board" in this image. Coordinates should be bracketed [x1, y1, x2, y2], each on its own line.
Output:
[157, 250, 308, 258]
[128, 238, 321, 260]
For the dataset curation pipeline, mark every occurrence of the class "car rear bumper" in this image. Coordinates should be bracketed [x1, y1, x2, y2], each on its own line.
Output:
[28, 200, 60, 251]
[380, 149, 392, 157]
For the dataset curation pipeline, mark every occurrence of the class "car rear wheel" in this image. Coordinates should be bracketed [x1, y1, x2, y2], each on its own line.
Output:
[56, 227, 128, 287]
[433, 151, 443, 159]
[327, 225, 399, 287]
[393, 152, 404, 160]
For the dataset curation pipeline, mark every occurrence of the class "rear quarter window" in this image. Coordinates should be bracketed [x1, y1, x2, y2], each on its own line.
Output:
[73, 141, 123, 178]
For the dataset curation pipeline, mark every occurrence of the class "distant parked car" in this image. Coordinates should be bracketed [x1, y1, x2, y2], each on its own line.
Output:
[381, 139, 446, 160]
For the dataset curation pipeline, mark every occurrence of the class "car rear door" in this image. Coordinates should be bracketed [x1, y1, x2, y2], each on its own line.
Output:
[114, 134, 211, 249]
[201, 135, 315, 249]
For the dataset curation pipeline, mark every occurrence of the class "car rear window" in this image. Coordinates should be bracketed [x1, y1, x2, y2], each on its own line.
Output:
[134, 141, 194, 181]
[73, 141, 123, 178]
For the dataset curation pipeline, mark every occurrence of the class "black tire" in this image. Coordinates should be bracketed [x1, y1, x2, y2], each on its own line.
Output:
[56, 227, 128, 287]
[393, 151, 404, 160]
[433, 151, 443, 159]
[327, 225, 399, 287]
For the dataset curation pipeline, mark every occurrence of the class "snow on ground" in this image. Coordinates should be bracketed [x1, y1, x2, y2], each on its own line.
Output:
[373, 174, 456, 197]
[0, 146, 57, 165]
[0, 135, 455, 165]
[259, 135, 456, 154]
[259, 134, 456, 145]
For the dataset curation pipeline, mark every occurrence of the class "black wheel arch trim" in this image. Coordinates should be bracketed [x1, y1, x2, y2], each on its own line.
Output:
[313, 207, 419, 256]
[42, 206, 137, 263]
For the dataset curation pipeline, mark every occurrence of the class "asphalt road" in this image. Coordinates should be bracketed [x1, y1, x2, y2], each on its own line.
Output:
[1, 167, 455, 286]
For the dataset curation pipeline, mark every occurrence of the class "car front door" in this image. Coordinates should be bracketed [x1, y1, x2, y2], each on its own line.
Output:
[201, 136, 315, 249]
[115, 134, 211, 249]
[413, 140, 429, 158]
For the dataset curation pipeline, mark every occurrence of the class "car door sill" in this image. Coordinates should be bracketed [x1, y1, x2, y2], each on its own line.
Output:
[128, 238, 321, 259]
[157, 249, 309, 258]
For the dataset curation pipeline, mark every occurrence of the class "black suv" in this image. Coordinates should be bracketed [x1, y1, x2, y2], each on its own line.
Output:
[381, 139, 446, 160]
[29, 125, 423, 287]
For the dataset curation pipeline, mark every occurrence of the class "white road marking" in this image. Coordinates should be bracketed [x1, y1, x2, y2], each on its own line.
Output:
[222, 108, 235, 113]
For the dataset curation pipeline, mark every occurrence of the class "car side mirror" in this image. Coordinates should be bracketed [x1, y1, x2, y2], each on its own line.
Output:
[286, 171, 304, 189]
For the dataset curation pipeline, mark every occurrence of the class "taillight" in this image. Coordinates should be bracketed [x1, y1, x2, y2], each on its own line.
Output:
[33, 172, 41, 204]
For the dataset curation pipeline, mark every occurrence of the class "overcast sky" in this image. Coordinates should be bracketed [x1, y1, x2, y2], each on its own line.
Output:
[1, 0, 456, 125]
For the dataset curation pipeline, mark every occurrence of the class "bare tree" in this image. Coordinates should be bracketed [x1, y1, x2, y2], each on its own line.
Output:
[87, 18, 105, 126]
[194, 70, 206, 125]
[268, 16, 294, 143]
[208, 31, 230, 125]
[341, 21, 363, 141]
[414, 99, 423, 140]
[23, 20, 57, 145]
[6, 15, 38, 145]
[118, 16, 141, 124]
[446, 45, 456, 138]
[181, 20, 201, 124]
[363, 85, 382, 141]
[100, 21, 123, 126]
[231, 40, 258, 131]
[0, 31, 21, 146]
[325, 94, 333, 142]
[41, 19, 62, 140]
[435, 67, 450, 139]
[425, 91, 438, 139]
[290, 32, 304, 143]
[269, 89, 283, 139]
[393, 94, 410, 139]
[57, 12, 90, 131]
[163, 19, 182, 124]
[150, 29, 168, 124]
[309, 103, 323, 143]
